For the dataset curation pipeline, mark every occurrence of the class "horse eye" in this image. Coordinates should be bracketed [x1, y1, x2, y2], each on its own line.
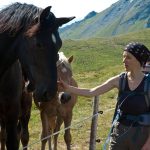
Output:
[52, 33, 56, 44]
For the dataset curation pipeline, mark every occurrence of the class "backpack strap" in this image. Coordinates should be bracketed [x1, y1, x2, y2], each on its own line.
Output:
[112, 72, 127, 121]
[119, 72, 127, 92]
[117, 72, 127, 101]
[144, 73, 150, 108]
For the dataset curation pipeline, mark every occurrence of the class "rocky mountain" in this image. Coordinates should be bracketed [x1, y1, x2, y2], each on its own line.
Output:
[84, 11, 97, 20]
[60, 0, 150, 39]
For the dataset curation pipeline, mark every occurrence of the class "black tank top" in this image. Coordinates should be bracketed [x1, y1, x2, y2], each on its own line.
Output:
[118, 75, 149, 115]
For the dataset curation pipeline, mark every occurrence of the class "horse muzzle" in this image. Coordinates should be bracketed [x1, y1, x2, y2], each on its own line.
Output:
[33, 88, 57, 102]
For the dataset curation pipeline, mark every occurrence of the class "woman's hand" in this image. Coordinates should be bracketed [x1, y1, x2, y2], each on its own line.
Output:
[57, 79, 69, 91]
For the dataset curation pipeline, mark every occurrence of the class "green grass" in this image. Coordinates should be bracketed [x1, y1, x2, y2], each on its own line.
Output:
[26, 29, 150, 150]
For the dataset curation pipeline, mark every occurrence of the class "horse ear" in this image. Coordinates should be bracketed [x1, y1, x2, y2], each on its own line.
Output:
[68, 55, 73, 63]
[40, 6, 52, 24]
[56, 17, 75, 27]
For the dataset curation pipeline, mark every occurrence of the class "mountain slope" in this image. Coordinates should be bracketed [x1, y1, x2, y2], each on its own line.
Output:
[60, 0, 150, 39]
[60, 28, 150, 76]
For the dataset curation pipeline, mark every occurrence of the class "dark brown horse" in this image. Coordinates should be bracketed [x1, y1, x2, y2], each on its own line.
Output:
[0, 77, 32, 150]
[0, 3, 75, 150]
[34, 52, 78, 150]
[0, 61, 22, 150]
[17, 78, 32, 150]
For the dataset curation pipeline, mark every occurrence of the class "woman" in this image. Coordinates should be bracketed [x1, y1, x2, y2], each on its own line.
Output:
[58, 42, 150, 150]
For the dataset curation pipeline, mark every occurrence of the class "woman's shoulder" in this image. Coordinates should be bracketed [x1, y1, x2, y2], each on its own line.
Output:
[107, 73, 123, 89]
[109, 73, 124, 81]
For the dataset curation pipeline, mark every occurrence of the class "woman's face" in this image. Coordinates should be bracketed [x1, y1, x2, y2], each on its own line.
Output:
[122, 51, 141, 71]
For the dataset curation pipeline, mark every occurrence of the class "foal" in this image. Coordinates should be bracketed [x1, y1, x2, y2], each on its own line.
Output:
[34, 52, 78, 150]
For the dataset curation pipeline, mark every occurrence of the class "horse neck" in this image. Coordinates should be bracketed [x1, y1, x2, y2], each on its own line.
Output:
[0, 33, 19, 77]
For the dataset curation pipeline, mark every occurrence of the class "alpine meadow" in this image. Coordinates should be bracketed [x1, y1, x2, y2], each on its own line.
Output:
[1, 0, 150, 149]
[27, 28, 150, 150]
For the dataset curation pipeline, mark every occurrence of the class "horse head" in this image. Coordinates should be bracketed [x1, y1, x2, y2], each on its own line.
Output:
[57, 52, 74, 103]
[57, 52, 73, 84]
[17, 6, 75, 101]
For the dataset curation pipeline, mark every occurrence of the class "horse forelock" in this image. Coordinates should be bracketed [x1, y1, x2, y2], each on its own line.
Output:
[58, 52, 68, 62]
[0, 2, 42, 34]
[57, 52, 72, 72]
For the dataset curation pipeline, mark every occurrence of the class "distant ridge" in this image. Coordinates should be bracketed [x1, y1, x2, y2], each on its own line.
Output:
[84, 11, 97, 20]
[60, 0, 150, 40]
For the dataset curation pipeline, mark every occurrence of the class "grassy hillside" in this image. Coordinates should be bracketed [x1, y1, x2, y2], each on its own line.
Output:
[27, 29, 150, 150]
[60, 0, 150, 40]
[61, 28, 150, 82]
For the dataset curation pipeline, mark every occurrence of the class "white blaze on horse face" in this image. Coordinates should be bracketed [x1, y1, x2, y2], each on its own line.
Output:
[61, 67, 67, 73]
[52, 33, 56, 44]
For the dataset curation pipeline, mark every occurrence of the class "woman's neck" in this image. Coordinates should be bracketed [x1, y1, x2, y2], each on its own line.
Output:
[127, 70, 144, 80]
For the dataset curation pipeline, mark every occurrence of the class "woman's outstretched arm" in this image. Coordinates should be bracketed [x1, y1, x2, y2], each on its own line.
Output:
[58, 74, 120, 97]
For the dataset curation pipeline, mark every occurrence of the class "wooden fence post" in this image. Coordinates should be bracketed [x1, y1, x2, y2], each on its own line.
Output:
[89, 96, 99, 150]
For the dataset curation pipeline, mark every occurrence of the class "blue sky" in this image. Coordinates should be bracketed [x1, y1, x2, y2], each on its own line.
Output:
[0, 0, 119, 20]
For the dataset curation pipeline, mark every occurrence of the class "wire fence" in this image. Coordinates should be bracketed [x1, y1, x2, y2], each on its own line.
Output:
[19, 97, 115, 150]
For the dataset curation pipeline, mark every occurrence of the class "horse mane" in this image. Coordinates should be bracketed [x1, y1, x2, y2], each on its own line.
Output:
[57, 52, 72, 71]
[0, 2, 42, 34]
[58, 52, 68, 63]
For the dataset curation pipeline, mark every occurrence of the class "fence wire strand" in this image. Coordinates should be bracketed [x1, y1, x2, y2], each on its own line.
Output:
[21, 107, 115, 149]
